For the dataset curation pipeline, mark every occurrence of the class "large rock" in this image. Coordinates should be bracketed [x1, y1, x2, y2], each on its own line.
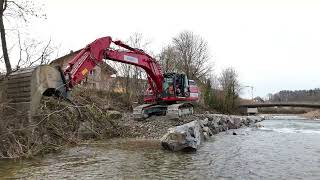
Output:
[247, 116, 264, 123]
[161, 120, 204, 151]
[227, 116, 243, 129]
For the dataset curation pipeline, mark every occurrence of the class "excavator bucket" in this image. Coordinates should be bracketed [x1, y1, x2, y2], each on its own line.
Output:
[2, 65, 68, 117]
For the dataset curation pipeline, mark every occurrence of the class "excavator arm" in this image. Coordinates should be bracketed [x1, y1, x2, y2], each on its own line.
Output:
[64, 36, 164, 100]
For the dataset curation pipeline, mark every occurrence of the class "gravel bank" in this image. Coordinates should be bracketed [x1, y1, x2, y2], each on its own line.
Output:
[115, 113, 265, 139]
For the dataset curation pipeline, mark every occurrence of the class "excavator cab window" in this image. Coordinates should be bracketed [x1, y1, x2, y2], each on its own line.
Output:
[177, 74, 189, 97]
[163, 75, 174, 97]
[175, 74, 183, 97]
[163, 73, 189, 98]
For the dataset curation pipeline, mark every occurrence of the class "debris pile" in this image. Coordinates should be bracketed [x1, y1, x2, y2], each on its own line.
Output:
[0, 87, 124, 159]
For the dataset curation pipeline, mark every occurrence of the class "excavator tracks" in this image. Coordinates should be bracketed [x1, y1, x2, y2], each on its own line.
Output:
[166, 103, 194, 119]
[133, 103, 194, 120]
[133, 104, 155, 119]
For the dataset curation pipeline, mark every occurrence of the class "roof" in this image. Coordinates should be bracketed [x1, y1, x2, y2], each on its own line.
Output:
[51, 50, 81, 65]
[253, 96, 264, 102]
[50, 49, 117, 74]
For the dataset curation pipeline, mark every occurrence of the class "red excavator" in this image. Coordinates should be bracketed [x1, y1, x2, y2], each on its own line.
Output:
[3, 36, 199, 119]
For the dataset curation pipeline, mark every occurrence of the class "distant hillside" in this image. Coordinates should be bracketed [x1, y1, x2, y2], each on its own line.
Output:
[268, 88, 320, 102]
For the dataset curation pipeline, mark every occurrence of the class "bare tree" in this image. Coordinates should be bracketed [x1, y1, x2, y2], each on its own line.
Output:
[209, 74, 220, 90]
[172, 31, 212, 81]
[219, 67, 240, 112]
[158, 45, 179, 73]
[0, 0, 46, 74]
[0, 0, 11, 74]
[267, 89, 320, 103]
[15, 31, 55, 70]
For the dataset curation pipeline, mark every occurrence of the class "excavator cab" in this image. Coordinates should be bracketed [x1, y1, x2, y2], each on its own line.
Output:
[144, 73, 199, 103]
[163, 73, 189, 98]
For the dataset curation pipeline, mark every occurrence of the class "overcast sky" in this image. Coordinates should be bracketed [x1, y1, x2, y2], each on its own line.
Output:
[4, 0, 320, 98]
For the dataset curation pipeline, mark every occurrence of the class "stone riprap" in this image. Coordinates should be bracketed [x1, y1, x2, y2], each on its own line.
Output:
[161, 114, 264, 151]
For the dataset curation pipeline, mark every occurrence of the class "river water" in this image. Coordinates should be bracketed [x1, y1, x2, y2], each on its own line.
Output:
[1, 116, 320, 179]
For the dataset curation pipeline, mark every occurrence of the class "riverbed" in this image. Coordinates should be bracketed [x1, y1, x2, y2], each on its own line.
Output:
[1, 115, 320, 179]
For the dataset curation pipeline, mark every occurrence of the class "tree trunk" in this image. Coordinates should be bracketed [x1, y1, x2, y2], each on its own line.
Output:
[0, 0, 11, 75]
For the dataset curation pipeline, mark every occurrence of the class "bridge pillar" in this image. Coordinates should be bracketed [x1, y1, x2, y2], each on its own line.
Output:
[247, 107, 258, 115]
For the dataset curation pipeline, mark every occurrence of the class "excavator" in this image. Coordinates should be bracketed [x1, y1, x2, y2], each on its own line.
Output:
[3, 36, 199, 119]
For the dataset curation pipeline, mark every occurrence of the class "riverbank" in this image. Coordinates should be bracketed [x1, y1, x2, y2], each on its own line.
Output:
[301, 110, 320, 120]
[0, 87, 264, 158]
[0, 107, 263, 158]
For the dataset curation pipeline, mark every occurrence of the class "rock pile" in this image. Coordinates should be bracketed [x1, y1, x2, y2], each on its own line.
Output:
[161, 114, 264, 151]
[197, 114, 264, 134]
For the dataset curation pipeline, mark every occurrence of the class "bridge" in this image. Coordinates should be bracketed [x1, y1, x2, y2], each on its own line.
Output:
[239, 102, 320, 108]
[239, 102, 320, 115]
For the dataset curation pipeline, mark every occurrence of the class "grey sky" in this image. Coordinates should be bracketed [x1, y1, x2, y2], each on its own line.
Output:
[3, 0, 320, 99]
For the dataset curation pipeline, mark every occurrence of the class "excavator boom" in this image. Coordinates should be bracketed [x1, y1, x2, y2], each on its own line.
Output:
[64, 37, 163, 102]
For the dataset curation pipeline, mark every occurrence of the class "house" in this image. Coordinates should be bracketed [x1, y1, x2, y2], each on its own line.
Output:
[50, 50, 117, 90]
[112, 76, 148, 94]
[253, 96, 264, 103]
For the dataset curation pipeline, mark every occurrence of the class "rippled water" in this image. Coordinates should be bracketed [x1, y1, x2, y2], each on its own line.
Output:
[1, 116, 320, 179]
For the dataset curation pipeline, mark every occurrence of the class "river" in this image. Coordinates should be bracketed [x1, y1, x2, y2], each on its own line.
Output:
[1, 116, 320, 179]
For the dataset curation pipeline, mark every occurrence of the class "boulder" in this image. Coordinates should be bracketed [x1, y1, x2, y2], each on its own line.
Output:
[201, 118, 209, 126]
[203, 132, 210, 140]
[228, 117, 242, 129]
[161, 120, 203, 151]
[202, 126, 213, 136]
[208, 120, 219, 134]
[247, 116, 264, 123]
[226, 118, 236, 129]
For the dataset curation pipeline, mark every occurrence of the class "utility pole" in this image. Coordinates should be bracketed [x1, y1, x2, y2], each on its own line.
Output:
[243, 85, 254, 100]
